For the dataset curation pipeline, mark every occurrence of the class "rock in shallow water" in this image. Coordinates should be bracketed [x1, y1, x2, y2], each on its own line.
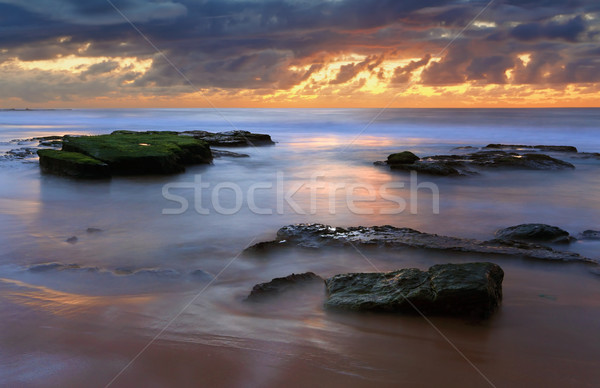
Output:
[245, 224, 594, 263]
[375, 148, 575, 176]
[387, 151, 420, 165]
[495, 224, 574, 244]
[37, 149, 111, 179]
[62, 131, 213, 175]
[182, 130, 274, 147]
[245, 272, 323, 302]
[578, 230, 600, 240]
[484, 144, 578, 153]
[325, 262, 504, 318]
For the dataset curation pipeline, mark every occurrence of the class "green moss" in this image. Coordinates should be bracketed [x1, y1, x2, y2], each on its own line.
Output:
[37, 149, 105, 165]
[61, 131, 212, 175]
[37, 149, 110, 179]
[63, 132, 205, 160]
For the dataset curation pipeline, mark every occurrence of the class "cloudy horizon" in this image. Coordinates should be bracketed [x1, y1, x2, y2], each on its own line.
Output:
[1, 0, 599, 108]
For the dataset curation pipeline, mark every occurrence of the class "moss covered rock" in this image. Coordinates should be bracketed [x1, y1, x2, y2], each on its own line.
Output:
[37, 149, 110, 179]
[61, 131, 212, 175]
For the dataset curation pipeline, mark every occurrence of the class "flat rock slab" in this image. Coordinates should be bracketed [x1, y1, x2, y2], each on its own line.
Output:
[376, 148, 576, 176]
[245, 272, 323, 302]
[484, 144, 578, 153]
[325, 262, 504, 318]
[182, 130, 274, 147]
[245, 224, 596, 264]
[211, 149, 250, 158]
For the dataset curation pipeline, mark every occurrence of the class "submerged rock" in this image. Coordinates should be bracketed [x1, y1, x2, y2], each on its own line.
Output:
[495, 224, 574, 244]
[573, 152, 600, 160]
[6, 147, 38, 158]
[245, 272, 324, 302]
[26, 262, 212, 280]
[578, 230, 600, 240]
[65, 236, 78, 244]
[211, 149, 250, 158]
[390, 161, 465, 176]
[189, 269, 215, 282]
[325, 262, 504, 318]
[245, 224, 595, 263]
[183, 130, 274, 147]
[28, 262, 82, 272]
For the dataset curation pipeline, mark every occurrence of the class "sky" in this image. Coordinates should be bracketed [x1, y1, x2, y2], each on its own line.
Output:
[0, 0, 599, 108]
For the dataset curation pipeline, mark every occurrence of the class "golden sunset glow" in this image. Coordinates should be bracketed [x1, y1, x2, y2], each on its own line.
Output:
[0, 1, 598, 108]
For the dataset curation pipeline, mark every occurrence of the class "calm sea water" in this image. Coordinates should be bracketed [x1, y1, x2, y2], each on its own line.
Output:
[1, 108, 599, 387]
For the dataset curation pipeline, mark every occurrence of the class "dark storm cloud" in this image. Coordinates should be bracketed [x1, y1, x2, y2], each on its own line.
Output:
[80, 60, 120, 80]
[510, 15, 587, 42]
[391, 54, 431, 84]
[0, 0, 599, 102]
[330, 55, 384, 85]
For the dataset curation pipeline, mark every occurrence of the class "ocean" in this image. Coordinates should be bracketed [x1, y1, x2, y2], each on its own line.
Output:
[1, 108, 599, 387]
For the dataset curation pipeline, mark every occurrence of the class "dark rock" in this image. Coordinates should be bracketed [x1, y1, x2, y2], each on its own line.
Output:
[325, 262, 504, 318]
[573, 152, 600, 160]
[451, 146, 478, 151]
[245, 224, 594, 263]
[65, 236, 78, 244]
[578, 230, 600, 240]
[464, 151, 574, 170]
[245, 272, 324, 302]
[34, 135, 63, 141]
[114, 267, 135, 275]
[387, 151, 420, 165]
[495, 224, 574, 244]
[486, 153, 574, 169]
[534, 145, 578, 153]
[6, 147, 38, 158]
[485, 144, 534, 150]
[37, 149, 111, 179]
[133, 268, 181, 278]
[183, 130, 274, 147]
[39, 140, 62, 147]
[86, 227, 103, 233]
[211, 149, 250, 158]
[376, 149, 574, 176]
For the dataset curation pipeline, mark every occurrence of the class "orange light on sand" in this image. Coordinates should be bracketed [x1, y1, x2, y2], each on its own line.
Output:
[0, 278, 154, 317]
